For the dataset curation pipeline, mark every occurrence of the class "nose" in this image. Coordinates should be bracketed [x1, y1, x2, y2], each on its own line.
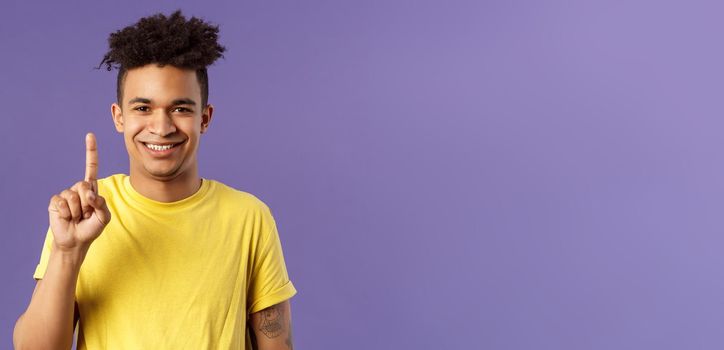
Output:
[146, 110, 177, 137]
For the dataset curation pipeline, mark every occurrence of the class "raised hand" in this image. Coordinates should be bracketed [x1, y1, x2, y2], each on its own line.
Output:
[47, 133, 111, 252]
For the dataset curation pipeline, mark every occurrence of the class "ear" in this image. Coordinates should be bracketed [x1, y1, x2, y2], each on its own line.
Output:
[111, 103, 124, 133]
[200, 104, 214, 134]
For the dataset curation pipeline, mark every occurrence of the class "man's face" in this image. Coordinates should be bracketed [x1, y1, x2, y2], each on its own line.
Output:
[111, 64, 213, 181]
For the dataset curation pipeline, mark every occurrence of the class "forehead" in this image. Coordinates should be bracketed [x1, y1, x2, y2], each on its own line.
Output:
[122, 64, 200, 104]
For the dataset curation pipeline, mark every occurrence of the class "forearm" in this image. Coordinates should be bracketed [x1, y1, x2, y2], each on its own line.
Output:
[13, 247, 87, 350]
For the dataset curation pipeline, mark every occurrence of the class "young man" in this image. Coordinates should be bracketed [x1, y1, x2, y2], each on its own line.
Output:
[13, 11, 296, 350]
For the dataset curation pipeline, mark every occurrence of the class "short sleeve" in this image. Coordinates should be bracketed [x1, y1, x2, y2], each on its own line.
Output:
[33, 226, 54, 280]
[247, 206, 297, 314]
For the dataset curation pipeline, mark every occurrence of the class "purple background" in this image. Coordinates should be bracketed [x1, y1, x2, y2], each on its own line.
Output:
[2, 0, 724, 349]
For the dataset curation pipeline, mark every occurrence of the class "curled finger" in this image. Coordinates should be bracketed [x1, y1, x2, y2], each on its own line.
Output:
[61, 189, 82, 221]
[49, 195, 71, 221]
[74, 181, 94, 219]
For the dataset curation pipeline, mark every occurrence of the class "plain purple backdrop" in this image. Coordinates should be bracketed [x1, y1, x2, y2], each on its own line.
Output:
[2, 0, 724, 349]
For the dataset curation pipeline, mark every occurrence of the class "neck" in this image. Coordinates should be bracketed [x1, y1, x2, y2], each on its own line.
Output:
[128, 167, 202, 202]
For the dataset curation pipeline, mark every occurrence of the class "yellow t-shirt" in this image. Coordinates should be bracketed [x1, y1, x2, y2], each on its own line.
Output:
[33, 174, 297, 349]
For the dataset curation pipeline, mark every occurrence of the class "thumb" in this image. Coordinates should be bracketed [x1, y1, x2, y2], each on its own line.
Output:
[87, 191, 111, 225]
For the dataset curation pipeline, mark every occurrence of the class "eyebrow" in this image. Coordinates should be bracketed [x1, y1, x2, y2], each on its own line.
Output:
[171, 98, 197, 106]
[128, 97, 197, 106]
[128, 97, 151, 105]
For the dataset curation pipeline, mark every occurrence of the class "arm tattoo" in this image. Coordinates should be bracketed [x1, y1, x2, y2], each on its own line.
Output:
[257, 304, 284, 338]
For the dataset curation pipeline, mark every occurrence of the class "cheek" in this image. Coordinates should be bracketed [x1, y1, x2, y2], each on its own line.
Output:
[123, 121, 144, 138]
[124, 134, 137, 151]
[124, 130, 136, 142]
[179, 121, 201, 138]
[123, 128, 143, 149]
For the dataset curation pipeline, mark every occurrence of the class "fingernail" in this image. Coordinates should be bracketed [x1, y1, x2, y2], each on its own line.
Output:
[84, 212, 91, 219]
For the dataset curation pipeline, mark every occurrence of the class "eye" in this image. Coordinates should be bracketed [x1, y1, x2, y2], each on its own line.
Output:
[173, 107, 193, 113]
[134, 106, 150, 112]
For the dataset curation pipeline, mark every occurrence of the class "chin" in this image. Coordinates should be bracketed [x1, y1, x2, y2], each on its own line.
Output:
[144, 164, 185, 180]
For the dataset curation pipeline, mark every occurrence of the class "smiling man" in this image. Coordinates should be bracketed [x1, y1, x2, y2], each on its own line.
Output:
[13, 10, 296, 350]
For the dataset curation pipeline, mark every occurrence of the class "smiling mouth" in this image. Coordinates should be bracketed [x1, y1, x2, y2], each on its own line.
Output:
[142, 141, 183, 151]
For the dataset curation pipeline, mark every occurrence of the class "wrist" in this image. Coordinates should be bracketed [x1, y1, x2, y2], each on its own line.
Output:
[50, 244, 89, 267]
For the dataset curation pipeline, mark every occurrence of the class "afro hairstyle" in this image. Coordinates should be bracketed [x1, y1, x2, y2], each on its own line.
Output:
[97, 10, 226, 107]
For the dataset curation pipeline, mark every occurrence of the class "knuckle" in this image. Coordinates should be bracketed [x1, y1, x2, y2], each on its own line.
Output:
[49, 196, 68, 211]
[63, 191, 80, 204]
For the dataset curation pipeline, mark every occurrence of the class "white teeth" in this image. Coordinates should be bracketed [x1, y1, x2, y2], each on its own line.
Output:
[145, 143, 175, 151]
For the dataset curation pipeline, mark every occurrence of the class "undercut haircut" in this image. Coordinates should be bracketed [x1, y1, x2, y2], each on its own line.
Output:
[96, 10, 226, 107]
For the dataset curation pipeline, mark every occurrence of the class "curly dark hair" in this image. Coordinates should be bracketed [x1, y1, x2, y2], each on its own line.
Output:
[96, 10, 226, 107]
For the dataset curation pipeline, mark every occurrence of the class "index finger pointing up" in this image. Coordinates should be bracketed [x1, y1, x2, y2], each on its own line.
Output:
[85, 132, 98, 187]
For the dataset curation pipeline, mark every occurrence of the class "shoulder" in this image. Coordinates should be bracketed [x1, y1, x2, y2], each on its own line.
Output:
[208, 180, 279, 237]
[205, 178, 273, 214]
[95, 173, 126, 198]
[97, 173, 125, 188]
